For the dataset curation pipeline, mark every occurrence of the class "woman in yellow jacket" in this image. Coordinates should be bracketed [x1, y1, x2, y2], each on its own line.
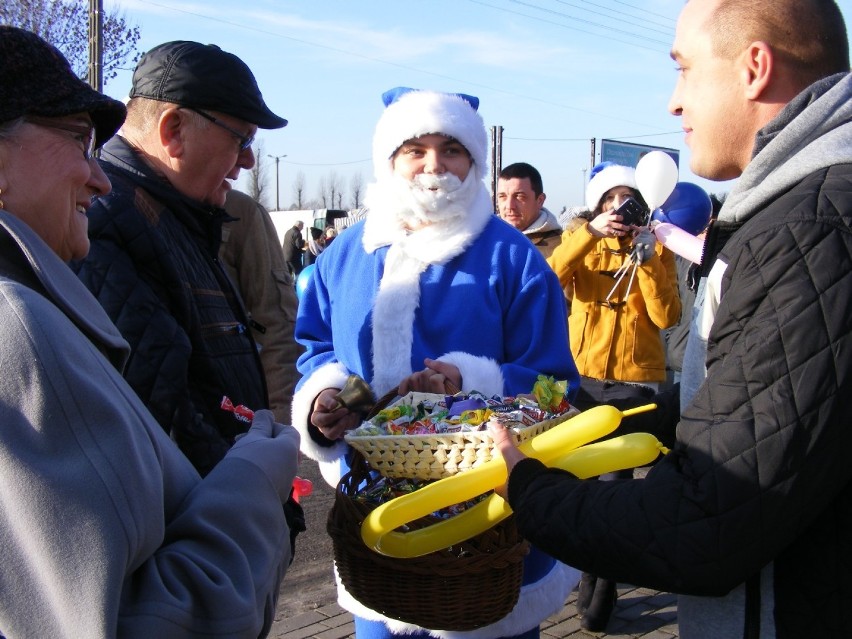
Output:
[546, 161, 681, 631]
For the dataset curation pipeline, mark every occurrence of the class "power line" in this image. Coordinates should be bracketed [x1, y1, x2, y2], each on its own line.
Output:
[134, 0, 674, 131]
[284, 158, 372, 167]
[609, 0, 677, 25]
[511, 0, 674, 39]
[132, 0, 681, 175]
[552, 0, 675, 31]
[467, 0, 671, 50]
[505, 130, 683, 141]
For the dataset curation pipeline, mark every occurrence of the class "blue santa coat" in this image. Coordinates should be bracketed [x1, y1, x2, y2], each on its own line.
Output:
[291, 213, 582, 638]
[295, 215, 578, 401]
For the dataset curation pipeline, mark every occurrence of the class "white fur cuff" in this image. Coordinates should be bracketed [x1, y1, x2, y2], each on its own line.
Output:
[439, 351, 504, 397]
[291, 361, 352, 463]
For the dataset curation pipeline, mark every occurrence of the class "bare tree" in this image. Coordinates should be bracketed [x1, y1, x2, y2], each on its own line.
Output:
[327, 171, 344, 211]
[3, 0, 141, 86]
[350, 172, 364, 210]
[246, 141, 269, 208]
[316, 175, 329, 208]
[317, 170, 346, 210]
[291, 171, 307, 210]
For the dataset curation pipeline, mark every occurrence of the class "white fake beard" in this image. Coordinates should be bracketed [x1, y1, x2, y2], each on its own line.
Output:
[372, 170, 481, 228]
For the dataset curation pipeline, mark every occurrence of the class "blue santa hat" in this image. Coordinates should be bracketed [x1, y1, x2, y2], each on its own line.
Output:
[585, 161, 637, 211]
[372, 86, 489, 181]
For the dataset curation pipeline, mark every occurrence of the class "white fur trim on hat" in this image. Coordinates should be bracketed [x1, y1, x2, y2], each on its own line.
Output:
[585, 164, 637, 211]
[373, 89, 488, 182]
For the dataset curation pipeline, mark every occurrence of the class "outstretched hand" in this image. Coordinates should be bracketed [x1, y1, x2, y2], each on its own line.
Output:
[228, 409, 301, 501]
[488, 419, 528, 498]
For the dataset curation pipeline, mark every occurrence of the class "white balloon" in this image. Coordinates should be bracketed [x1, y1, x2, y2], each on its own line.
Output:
[635, 151, 679, 210]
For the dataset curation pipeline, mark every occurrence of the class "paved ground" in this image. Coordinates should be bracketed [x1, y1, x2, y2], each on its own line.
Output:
[270, 460, 679, 639]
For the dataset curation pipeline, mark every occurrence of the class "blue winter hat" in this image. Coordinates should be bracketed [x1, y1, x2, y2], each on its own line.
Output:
[372, 86, 488, 181]
[381, 86, 480, 111]
[586, 161, 637, 211]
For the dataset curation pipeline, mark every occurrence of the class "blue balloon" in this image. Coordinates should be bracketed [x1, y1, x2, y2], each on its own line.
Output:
[652, 182, 712, 235]
[296, 264, 316, 301]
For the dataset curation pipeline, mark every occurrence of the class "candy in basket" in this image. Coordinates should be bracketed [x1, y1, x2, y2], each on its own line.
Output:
[344, 375, 579, 480]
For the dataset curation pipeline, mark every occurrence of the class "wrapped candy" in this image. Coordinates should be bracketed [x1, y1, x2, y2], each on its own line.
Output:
[459, 409, 490, 426]
[532, 375, 569, 413]
[220, 396, 254, 423]
[349, 387, 573, 438]
[446, 395, 487, 417]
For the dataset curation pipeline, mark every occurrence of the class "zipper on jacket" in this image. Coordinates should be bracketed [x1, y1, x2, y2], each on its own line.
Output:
[203, 322, 247, 337]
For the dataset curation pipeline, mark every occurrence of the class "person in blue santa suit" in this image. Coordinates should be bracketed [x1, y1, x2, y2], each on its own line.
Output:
[292, 86, 582, 639]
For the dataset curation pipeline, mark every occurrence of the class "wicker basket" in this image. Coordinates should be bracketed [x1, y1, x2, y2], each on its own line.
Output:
[327, 452, 530, 630]
[345, 387, 580, 480]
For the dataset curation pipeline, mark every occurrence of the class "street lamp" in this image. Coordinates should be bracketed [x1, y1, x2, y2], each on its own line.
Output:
[268, 154, 287, 210]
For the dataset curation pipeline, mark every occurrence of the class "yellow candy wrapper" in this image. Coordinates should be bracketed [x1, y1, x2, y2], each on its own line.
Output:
[532, 375, 568, 413]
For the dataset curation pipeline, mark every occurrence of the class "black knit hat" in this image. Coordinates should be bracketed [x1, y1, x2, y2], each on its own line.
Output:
[0, 26, 126, 148]
[129, 40, 287, 129]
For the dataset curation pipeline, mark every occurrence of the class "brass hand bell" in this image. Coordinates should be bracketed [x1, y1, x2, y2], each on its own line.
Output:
[332, 374, 376, 414]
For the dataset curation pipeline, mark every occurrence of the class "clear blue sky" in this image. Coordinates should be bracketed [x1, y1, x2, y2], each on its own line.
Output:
[104, 0, 852, 211]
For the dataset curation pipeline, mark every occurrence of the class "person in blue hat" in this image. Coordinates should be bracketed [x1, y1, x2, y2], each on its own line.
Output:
[292, 86, 581, 639]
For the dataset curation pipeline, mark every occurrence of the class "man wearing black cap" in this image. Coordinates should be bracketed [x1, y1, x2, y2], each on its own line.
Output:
[73, 41, 289, 478]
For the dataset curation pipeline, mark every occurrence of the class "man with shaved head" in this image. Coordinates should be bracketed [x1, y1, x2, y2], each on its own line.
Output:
[489, 1, 852, 637]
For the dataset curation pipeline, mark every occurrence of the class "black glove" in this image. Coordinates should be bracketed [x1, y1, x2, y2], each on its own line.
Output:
[283, 488, 306, 565]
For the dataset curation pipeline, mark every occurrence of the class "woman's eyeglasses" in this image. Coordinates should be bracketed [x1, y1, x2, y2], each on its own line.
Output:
[25, 116, 97, 160]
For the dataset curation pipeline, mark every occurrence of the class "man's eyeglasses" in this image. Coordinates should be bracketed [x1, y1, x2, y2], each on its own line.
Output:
[187, 108, 255, 152]
[25, 116, 97, 160]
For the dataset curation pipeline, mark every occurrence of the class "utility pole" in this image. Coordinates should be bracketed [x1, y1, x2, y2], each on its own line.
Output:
[87, 0, 103, 91]
[268, 154, 286, 211]
[489, 125, 504, 212]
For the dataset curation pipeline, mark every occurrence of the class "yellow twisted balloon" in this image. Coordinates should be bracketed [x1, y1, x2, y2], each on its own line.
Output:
[361, 404, 666, 558]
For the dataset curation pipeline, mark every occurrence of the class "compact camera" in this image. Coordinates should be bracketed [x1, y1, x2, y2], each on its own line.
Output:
[615, 197, 650, 227]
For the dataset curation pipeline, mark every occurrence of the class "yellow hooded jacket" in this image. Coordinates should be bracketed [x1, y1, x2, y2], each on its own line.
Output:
[547, 217, 681, 383]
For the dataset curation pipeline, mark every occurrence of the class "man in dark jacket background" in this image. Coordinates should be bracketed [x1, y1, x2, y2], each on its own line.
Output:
[492, 1, 852, 637]
[73, 40, 287, 477]
[282, 220, 305, 276]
